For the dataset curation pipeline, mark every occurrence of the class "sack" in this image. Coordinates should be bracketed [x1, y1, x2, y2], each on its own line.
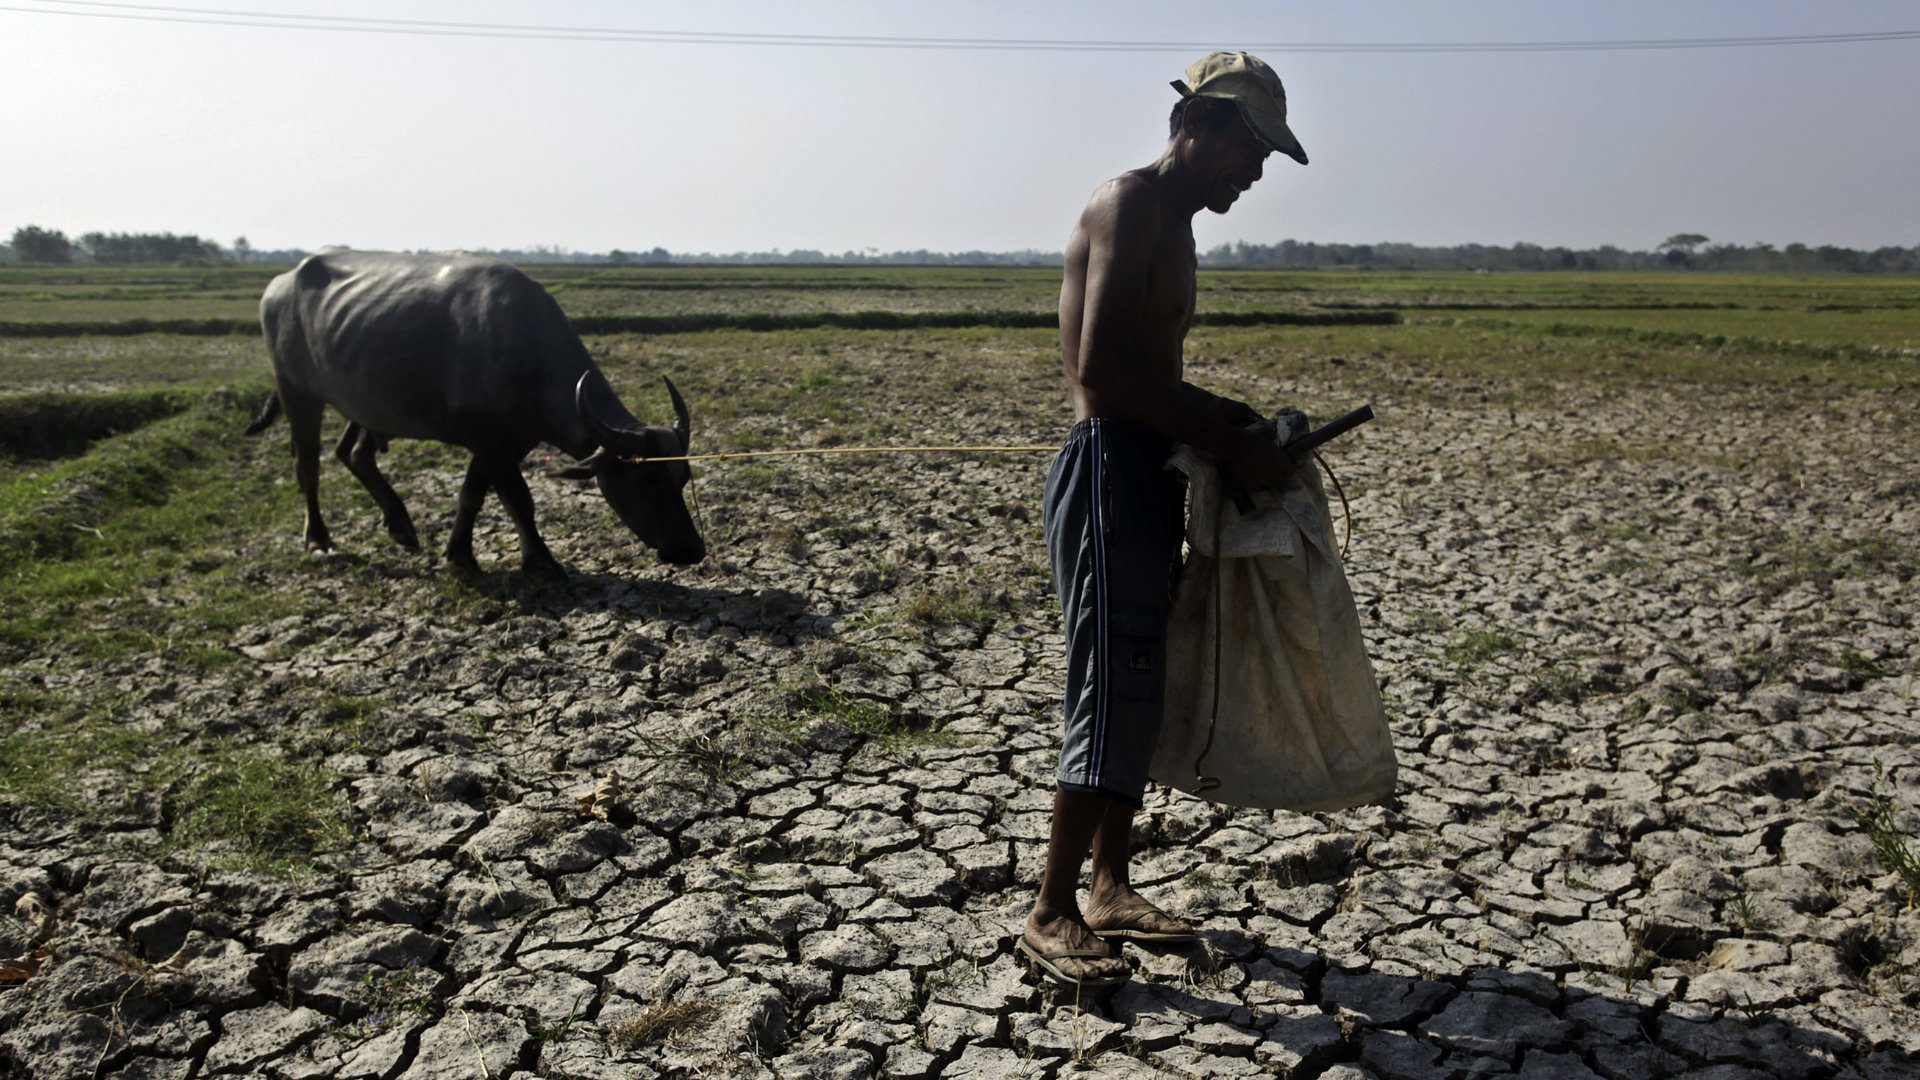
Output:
[1152, 436, 1397, 811]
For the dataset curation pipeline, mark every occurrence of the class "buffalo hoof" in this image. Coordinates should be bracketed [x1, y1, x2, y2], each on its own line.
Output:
[391, 530, 420, 551]
[445, 549, 481, 574]
[523, 559, 569, 583]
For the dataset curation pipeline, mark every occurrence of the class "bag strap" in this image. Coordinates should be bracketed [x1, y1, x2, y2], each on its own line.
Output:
[1191, 481, 1226, 795]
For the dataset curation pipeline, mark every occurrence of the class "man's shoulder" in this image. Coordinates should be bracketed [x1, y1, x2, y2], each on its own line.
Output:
[1090, 170, 1160, 210]
[1083, 171, 1165, 239]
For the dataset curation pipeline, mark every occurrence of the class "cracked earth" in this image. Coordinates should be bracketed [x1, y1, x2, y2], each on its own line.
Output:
[3, 343, 1919, 1080]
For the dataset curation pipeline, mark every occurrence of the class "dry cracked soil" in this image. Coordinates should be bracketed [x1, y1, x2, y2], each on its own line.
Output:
[3, 345, 1919, 1080]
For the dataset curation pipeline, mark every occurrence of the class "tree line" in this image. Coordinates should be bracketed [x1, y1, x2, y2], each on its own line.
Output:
[7, 224, 1917, 273]
[2, 226, 304, 266]
[7, 226, 223, 265]
[1198, 236, 1920, 273]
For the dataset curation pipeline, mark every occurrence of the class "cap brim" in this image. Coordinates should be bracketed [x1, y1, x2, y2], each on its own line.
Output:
[1234, 101, 1308, 165]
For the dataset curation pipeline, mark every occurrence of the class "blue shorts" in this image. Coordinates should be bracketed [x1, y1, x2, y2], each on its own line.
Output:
[1042, 418, 1186, 808]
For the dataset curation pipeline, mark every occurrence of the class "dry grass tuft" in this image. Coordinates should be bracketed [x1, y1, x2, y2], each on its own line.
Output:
[605, 1001, 717, 1049]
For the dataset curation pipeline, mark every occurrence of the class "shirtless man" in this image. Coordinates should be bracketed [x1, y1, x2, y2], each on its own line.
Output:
[1022, 52, 1309, 987]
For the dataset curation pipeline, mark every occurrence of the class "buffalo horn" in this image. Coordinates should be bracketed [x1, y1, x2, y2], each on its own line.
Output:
[664, 376, 691, 453]
[575, 373, 650, 457]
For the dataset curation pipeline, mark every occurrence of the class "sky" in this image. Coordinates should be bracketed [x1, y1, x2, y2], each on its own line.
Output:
[2, 0, 1918, 256]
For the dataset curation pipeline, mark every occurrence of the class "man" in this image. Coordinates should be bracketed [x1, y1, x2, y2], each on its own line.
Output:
[1022, 52, 1309, 987]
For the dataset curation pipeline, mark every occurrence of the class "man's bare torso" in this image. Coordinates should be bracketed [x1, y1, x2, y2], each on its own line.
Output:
[1059, 170, 1196, 421]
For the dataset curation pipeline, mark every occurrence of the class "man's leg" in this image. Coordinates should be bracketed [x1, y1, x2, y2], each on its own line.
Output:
[1024, 788, 1130, 981]
[1083, 798, 1192, 939]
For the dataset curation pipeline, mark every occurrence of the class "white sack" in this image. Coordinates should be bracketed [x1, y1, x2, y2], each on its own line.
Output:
[1153, 444, 1397, 811]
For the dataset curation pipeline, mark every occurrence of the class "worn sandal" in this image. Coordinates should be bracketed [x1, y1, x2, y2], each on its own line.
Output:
[1016, 934, 1130, 988]
[1087, 903, 1197, 946]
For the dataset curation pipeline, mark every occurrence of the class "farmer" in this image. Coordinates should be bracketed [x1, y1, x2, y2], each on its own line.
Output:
[1022, 51, 1309, 987]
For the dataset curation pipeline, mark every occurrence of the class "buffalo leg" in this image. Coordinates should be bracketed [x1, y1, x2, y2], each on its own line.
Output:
[445, 458, 490, 573]
[480, 455, 566, 580]
[284, 391, 333, 553]
[334, 423, 419, 550]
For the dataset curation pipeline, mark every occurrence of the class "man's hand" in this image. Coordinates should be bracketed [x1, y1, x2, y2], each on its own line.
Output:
[1222, 428, 1296, 492]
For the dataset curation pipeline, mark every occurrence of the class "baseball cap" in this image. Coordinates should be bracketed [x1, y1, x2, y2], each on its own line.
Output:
[1172, 51, 1308, 165]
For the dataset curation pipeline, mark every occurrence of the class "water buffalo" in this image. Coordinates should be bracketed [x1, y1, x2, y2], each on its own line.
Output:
[247, 248, 705, 577]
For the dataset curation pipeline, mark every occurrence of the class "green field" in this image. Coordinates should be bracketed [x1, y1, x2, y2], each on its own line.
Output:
[0, 261, 1915, 872]
[2, 262, 1913, 660]
[6, 263, 1920, 340]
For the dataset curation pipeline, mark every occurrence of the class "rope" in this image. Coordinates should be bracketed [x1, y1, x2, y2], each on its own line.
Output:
[621, 436, 1357, 553]
[1191, 494, 1226, 796]
[1314, 450, 1356, 559]
[618, 444, 1059, 464]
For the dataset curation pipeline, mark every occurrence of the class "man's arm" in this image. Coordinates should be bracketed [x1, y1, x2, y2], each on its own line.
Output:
[1071, 181, 1293, 488]
[1178, 382, 1263, 427]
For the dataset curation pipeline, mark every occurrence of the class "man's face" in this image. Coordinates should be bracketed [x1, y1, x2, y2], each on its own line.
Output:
[1191, 111, 1273, 215]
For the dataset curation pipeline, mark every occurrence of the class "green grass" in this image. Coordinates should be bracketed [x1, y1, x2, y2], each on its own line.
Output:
[166, 747, 351, 873]
[1836, 762, 1920, 907]
[0, 262, 1914, 877]
[902, 576, 1014, 629]
[0, 692, 159, 808]
[0, 333, 269, 394]
[0, 383, 307, 661]
[790, 681, 959, 753]
[1, 692, 352, 875]
[792, 683, 896, 736]
[0, 387, 202, 458]
[1444, 631, 1516, 667]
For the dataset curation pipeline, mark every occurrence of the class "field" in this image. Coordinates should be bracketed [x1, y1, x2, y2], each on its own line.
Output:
[0, 264, 1916, 1079]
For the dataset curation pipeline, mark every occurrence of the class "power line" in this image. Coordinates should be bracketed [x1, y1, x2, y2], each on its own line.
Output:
[6, 0, 1919, 53]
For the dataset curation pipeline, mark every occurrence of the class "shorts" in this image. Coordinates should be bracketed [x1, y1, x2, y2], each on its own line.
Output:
[1042, 417, 1186, 808]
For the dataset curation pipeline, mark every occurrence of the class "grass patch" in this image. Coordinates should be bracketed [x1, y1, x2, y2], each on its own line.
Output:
[330, 958, 436, 1042]
[0, 388, 201, 459]
[902, 576, 1013, 629]
[793, 684, 896, 737]
[790, 681, 957, 753]
[825, 523, 882, 543]
[606, 1001, 717, 1048]
[1835, 761, 1920, 907]
[1521, 665, 1587, 705]
[790, 370, 849, 393]
[632, 731, 745, 782]
[166, 748, 350, 874]
[2, 692, 350, 876]
[0, 383, 307, 662]
[0, 695, 158, 808]
[1443, 631, 1516, 667]
[1729, 532, 1918, 601]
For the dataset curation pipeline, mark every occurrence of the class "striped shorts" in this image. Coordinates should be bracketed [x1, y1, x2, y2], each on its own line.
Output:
[1042, 418, 1186, 808]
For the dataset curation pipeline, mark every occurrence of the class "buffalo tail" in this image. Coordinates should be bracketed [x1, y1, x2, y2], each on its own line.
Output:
[243, 391, 282, 436]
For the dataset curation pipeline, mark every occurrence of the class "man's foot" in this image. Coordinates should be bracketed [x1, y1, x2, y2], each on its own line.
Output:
[1022, 907, 1130, 986]
[1084, 890, 1196, 945]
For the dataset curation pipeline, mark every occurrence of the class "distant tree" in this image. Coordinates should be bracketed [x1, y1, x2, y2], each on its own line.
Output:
[1658, 233, 1709, 253]
[232, 236, 252, 263]
[607, 249, 630, 265]
[11, 225, 72, 264]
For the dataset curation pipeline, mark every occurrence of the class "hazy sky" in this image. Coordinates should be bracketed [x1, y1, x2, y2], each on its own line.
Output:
[4, 1, 1917, 255]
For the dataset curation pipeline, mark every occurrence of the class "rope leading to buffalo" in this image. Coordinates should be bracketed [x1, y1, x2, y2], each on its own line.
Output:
[615, 444, 1061, 464]
[616, 440, 1358, 552]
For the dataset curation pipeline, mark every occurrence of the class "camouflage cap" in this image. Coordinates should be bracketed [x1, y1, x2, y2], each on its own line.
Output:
[1172, 51, 1308, 165]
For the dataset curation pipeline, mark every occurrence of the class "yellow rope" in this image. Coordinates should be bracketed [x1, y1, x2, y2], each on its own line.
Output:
[617, 444, 1060, 464]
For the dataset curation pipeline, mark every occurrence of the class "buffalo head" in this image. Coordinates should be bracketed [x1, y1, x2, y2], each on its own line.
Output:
[558, 374, 706, 565]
